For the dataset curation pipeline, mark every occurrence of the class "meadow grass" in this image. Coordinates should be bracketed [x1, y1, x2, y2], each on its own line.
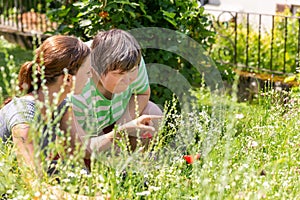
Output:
[0, 36, 33, 97]
[1, 37, 300, 199]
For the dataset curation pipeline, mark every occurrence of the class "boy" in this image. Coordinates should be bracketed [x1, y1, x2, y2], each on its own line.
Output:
[71, 29, 162, 151]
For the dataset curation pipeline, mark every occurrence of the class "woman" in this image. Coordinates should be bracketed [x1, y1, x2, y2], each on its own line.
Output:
[0, 35, 158, 198]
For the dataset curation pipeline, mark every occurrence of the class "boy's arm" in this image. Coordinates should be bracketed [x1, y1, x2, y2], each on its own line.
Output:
[123, 87, 151, 121]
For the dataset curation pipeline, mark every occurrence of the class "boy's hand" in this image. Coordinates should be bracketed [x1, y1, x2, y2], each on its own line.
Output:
[118, 115, 162, 138]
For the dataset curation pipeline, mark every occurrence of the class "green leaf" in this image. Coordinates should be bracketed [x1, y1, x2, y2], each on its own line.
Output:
[165, 17, 177, 27]
[128, 11, 136, 18]
[162, 10, 176, 19]
[284, 75, 296, 83]
[140, 2, 146, 14]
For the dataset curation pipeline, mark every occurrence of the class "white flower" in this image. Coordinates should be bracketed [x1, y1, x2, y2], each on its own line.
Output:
[263, 181, 270, 188]
[98, 175, 105, 182]
[34, 191, 41, 197]
[242, 164, 249, 169]
[62, 178, 70, 183]
[235, 114, 244, 119]
[6, 190, 13, 194]
[249, 141, 258, 148]
[136, 191, 151, 196]
[149, 186, 161, 191]
[80, 169, 88, 175]
[67, 172, 76, 178]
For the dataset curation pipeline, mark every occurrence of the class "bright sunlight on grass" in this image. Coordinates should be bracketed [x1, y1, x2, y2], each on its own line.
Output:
[1, 37, 300, 199]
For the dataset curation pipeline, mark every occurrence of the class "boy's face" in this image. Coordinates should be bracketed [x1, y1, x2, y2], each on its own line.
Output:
[100, 65, 139, 94]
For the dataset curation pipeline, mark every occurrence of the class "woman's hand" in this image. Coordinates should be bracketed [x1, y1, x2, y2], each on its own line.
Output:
[118, 115, 162, 138]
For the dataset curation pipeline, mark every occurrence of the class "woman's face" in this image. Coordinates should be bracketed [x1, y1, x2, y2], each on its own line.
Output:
[100, 65, 139, 94]
[74, 54, 92, 94]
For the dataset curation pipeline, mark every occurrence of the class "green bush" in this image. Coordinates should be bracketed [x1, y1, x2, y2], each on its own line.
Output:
[46, 0, 215, 105]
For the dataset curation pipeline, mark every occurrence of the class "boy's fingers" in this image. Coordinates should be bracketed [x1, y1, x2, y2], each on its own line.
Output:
[140, 115, 163, 122]
[137, 124, 155, 132]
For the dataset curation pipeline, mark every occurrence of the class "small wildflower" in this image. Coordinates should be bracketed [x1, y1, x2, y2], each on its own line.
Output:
[249, 141, 258, 148]
[80, 169, 88, 175]
[67, 172, 76, 178]
[136, 191, 150, 196]
[98, 174, 105, 182]
[102, 188, 108, 193]
[235, 114, 244, 119]
[99, 11, 109, 18]
[225, 185, 230, 190]
[262, 181, 270, 188]
[149, 186, 161, 191]
[34, 191, 41, 197]
[242, 164, 249, 169]
[183, 154, 201, 164]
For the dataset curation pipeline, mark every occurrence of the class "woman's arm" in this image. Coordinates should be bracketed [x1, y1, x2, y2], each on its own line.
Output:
[11, 124, 37, 172]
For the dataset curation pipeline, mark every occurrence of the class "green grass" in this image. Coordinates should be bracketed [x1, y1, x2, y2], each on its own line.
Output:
[0, 36, 33, 68]
[1, 37, 300, 199]
[0, 36, 33, 97]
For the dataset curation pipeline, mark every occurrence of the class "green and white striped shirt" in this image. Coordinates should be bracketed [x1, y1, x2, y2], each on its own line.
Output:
[71, 58, 149, 134]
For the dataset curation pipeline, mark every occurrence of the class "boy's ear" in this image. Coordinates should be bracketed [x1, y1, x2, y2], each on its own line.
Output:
[91, 67, 102, 79]
[91, 67, 98, 76]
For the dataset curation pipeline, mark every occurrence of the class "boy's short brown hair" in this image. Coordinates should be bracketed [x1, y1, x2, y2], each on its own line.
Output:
[91, 29, 141, 75]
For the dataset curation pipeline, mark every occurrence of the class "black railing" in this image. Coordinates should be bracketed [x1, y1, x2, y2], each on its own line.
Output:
[207, 9, 300, 75]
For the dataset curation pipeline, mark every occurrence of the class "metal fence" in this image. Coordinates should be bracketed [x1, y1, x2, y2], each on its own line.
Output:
[207, 9, 300, 75]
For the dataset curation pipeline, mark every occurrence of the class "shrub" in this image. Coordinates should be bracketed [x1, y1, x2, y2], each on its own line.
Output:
[46, 0, 215, 105]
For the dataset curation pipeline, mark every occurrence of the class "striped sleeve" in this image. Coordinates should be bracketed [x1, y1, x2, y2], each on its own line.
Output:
[130, 57, 149, 94]
[71, 94, 89, 127]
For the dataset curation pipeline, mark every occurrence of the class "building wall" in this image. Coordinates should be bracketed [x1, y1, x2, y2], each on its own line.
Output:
[205, 0, 296, 31]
